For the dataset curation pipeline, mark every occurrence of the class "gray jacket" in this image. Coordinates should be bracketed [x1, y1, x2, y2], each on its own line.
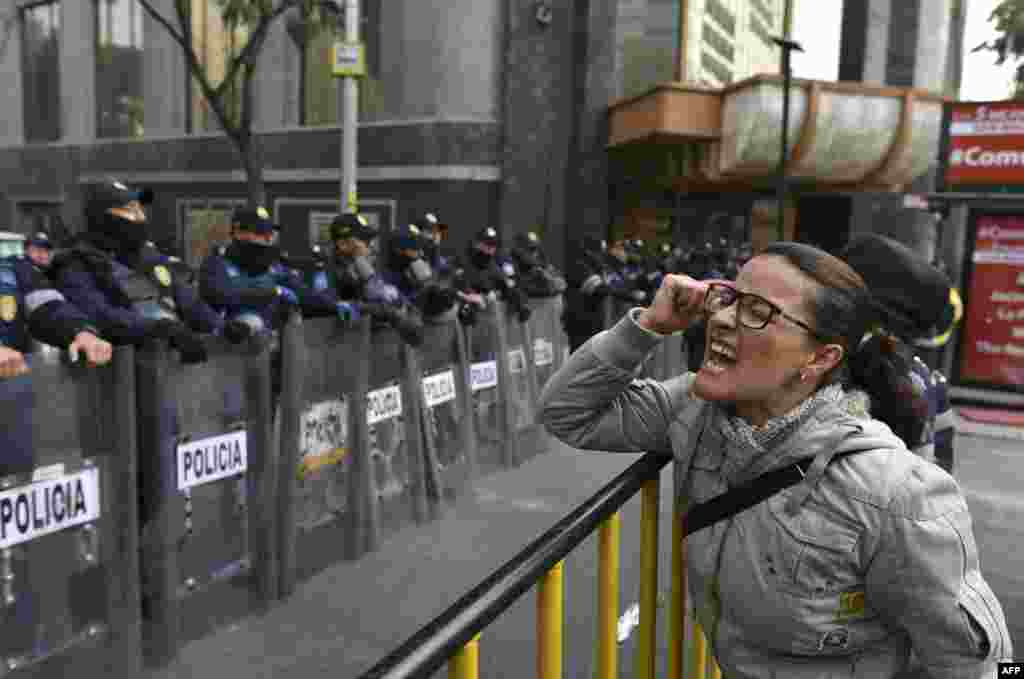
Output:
[538, 311, 1011, 679]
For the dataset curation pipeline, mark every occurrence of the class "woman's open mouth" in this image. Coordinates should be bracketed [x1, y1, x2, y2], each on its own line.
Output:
[702, 340, 736, 374]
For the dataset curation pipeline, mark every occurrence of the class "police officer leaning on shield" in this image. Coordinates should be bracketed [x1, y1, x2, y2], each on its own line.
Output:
[316, 212, 425, 346]
[454, 226, 532, 324]
[0, 243, 112, 379]
[51, 179, 242, 365]
[199, 206, 358, 336]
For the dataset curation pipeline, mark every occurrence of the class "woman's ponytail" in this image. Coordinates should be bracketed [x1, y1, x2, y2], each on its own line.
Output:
[848, 331, 928, 447]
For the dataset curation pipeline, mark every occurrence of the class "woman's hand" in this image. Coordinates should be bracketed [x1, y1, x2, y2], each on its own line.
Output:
[637, 274, 708, 335]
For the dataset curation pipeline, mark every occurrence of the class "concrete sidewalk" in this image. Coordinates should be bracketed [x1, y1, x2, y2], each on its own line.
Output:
[143, 442, 663, 679]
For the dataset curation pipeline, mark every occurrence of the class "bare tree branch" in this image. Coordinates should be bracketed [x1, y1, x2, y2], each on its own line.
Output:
[214, 0, 305, 101]
[138, 0, 239, 135]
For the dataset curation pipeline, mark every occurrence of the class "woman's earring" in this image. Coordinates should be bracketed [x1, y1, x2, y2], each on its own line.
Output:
[799, 371, 808, 383]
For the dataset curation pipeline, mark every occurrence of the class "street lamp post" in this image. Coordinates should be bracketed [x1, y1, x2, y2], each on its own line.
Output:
[772, 36, 803, 242]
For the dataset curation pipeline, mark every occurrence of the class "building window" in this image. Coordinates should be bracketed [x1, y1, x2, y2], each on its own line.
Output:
[750, 0, 775, 29]
[178, 198, 246, 268]
[749, 13, 776, 49]
[704, 0, 735, 37]
[702, 21, 734, 63]
[96, 0, 144, 138]
[187, 0, 249, 133]
[298, 0, 382, 126]
[701, 51, 733, 85]
[618, 0, 682, 100]
[21, 1, 61, 143]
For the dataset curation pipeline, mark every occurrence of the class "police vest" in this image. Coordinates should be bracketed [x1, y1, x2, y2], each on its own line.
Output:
[0, 258, 27, 350]
[221, 255, 287, 315]
[110, 259, 178, 322]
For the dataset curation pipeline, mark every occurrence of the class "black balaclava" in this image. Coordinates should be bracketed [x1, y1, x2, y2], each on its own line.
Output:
[89, 210, 151, 259]
[231, 239, 280, 276]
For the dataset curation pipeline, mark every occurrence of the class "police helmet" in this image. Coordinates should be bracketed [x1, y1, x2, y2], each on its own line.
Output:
[26, 232, 53, 250]
[513, 231, 542, 252]
[88, 179, 154, 218]
[390, 223, 423, 253]
[474, 227, 500, 248]
[330, 212, 377, 242]
[414, 212, 443, 233]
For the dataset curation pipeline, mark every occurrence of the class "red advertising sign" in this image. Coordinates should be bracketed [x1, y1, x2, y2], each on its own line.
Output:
[959, 214, 1024, 387]
[946, 102, 1024, 185]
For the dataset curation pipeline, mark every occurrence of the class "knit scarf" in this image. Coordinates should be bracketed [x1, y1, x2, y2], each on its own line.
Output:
[714, 383, 846, 461]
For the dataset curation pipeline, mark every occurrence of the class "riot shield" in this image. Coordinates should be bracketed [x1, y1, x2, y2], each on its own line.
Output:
[135, 335, 276, 667]
[364, 325, 429, 551]
[464, 301, 512, 474]
[277, 316, 368, 599]
[503, 303, 544, 465]
[418, 319, 475, 501]
[526, 296, 565, 393]
[0, 348, 140, 677]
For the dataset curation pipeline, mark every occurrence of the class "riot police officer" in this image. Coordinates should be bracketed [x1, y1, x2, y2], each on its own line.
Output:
[53, 180, 235, 363]
[563, 236, 614, 352]
[325, 213, 423, 345]
[454, 226, 531, 323]
[414, 212, 455, 283]
[509, 231, 567, 299]
[0, 255, 112, 378]
[605, 237, 650, 307]
[840, 233, 962, 475]
[383, 224, 461, 324]
[24, 232, 55, 274]
[199, 207, 357, 335]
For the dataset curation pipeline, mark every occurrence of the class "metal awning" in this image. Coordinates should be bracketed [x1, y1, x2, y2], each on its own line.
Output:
[608, 75, 948, 192]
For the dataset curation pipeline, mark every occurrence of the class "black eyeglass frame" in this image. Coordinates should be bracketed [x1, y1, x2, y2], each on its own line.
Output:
[703, 281, 826, 342]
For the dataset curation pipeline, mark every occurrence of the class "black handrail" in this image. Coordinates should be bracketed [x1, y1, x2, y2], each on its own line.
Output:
[357, 452, 672, 679]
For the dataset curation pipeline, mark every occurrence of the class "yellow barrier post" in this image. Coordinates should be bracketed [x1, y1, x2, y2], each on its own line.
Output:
[448, 634, 480, 679]
[667, 511, 686, 679]
[538, 561, 564, 679]
[633, 479, 660, 679]
[597, 513, 620, 679]
[711, 659, 723, 679]
[690, 623, 708, 679]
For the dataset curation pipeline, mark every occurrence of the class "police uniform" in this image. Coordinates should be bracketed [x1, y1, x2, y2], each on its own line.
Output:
[382, 223, 460, 324]
[509, 231, 567, 298]
[0, 255, 100, 354]
[326, 213, 408, 307]
[563, 236, 614, 352]
[415, 213, 455, 283]
[199, 207, 349, 333]
[52, 180, 224, 361]
[455, 227, 531, 323]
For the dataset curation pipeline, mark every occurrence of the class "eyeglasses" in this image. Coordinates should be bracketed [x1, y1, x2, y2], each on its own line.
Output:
[703, 282, 823, 340]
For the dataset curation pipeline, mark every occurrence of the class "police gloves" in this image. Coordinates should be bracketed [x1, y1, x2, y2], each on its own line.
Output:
[276, 286, 299, 306]
[336, 301, 359, 323]
[458, 302, 478, 326]
[222, 318, 253, 345]
[147, 319, 208, 364]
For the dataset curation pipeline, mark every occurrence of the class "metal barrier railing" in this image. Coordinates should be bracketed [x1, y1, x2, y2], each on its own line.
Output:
[356, 453, 721, 679]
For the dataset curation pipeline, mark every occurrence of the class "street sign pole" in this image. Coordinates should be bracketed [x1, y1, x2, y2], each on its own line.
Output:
[335, 0, 363, 215]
